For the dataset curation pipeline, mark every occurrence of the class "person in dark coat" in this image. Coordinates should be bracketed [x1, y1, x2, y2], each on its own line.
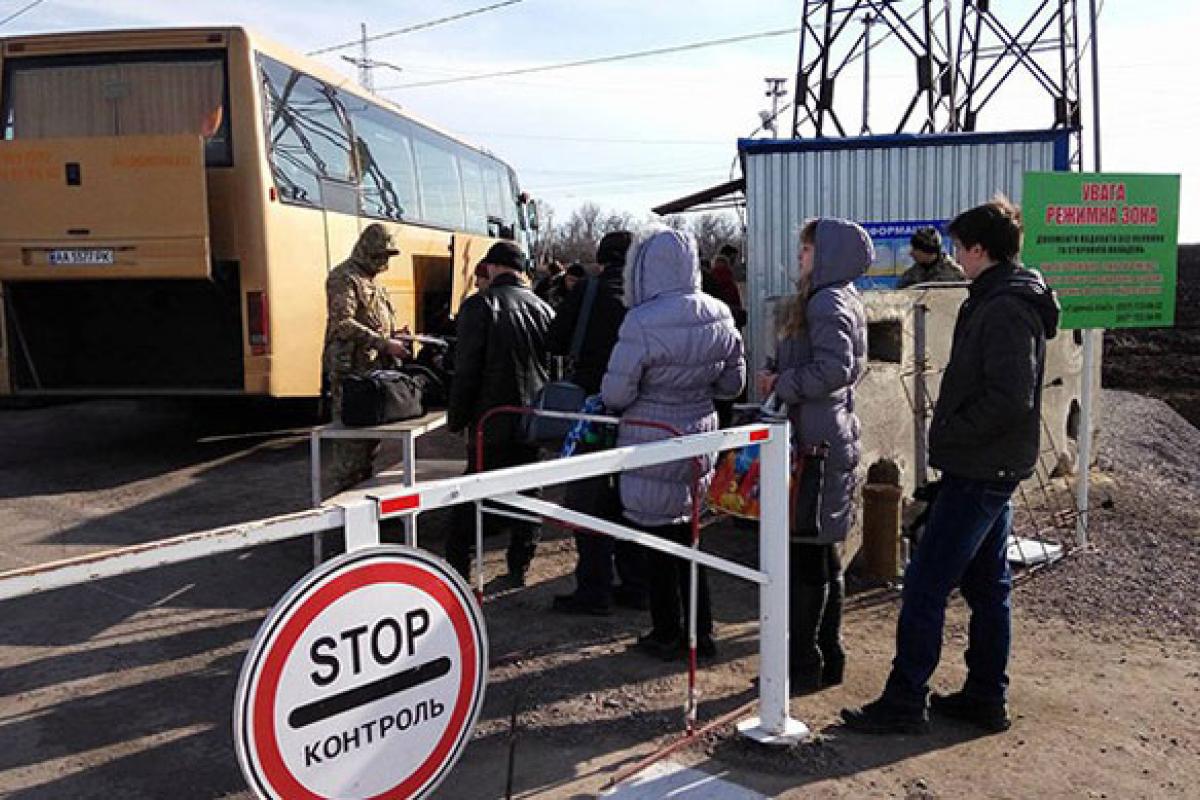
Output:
[843, 196, 1060, 734]
[533, 260, 563, 302]
[602, 229, 745, 659]
[709, 252, 747, 327]
[759, 217, 870, 694]
[708, 248, 749, 427]
[546, 231, 648, 616]
[446, 241, 555, 586]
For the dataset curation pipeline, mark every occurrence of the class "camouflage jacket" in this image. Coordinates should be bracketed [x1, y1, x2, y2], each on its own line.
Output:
[897, 252, 966, 288]
[322, 260, 396, 379]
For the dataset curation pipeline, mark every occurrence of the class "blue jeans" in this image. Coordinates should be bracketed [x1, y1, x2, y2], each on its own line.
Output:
[884, 474, 1017, 709]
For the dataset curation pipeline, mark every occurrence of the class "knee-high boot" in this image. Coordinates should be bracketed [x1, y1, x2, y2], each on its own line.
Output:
[818, 576, 846, 686]
[789, 581, 828, 694]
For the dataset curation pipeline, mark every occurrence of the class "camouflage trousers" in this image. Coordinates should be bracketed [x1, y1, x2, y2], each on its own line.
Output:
[321, 379, 381, 499]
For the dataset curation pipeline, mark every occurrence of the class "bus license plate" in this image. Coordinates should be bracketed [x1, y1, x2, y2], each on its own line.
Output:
[49, 249, 116, 266]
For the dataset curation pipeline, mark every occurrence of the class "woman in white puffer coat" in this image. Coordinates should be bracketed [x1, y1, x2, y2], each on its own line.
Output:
[601, 228, 745, 659]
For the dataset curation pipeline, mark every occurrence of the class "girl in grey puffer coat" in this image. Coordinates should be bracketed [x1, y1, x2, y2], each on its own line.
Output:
[762, 216, 870, 691]
[602, 229, 745, 656]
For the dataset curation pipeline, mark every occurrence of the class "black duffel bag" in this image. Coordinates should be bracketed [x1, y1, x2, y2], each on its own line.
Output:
[341, 367, 441, 427]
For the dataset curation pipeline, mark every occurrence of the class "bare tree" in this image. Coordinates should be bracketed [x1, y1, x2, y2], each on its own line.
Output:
[690, 212, 743, 261]
[537, 204, 744, 272]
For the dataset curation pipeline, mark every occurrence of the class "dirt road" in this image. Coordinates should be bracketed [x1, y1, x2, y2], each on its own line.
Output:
[0, 396, 1196, 799]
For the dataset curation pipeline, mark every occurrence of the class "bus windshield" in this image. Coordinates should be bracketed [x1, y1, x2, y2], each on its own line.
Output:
[1, 50, 231, 165]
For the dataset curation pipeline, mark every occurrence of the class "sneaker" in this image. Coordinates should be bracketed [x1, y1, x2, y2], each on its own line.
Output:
[841, 697, 930, 734]
[930, 690, 1011, 733]
[551, 593, 613, 617]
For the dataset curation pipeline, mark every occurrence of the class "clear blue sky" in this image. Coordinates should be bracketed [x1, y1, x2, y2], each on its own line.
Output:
[5, 0, 1197, 240]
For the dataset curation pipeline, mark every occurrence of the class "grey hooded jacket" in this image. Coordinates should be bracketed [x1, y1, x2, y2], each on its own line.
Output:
[774, 218, 871, 544]
[601, 229, 746, 527]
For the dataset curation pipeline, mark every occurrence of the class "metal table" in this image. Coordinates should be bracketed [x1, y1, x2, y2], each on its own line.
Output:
[310, 411, 447, 561]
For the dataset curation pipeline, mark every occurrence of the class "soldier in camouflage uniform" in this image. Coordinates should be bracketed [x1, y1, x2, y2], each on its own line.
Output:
[321, 223, 409, 495]
[897, 226, 967, 288]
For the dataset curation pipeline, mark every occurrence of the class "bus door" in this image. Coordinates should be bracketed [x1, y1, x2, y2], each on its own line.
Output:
[449, 232, 494, 315]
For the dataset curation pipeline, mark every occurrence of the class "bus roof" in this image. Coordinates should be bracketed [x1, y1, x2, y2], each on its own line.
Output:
[1, 25, 519, 181]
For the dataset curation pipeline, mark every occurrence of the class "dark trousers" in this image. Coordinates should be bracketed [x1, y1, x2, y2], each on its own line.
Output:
[568, 476, 647, 605]
[445, 438, 541, 580]
[884, 474, 1016, 709]
[639, 519, 712, 639]
[790, 542, 844, 677]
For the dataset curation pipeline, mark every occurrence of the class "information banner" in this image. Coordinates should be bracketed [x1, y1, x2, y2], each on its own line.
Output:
[1022, 172, 1181, 329]
[857, 219, 950, 290]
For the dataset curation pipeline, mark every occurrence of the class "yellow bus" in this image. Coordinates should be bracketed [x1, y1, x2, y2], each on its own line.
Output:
[0, 27, 536, 397]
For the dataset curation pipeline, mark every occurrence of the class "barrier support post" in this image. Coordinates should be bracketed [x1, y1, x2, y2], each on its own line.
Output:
[737, 420, 810, 745]
[340, 499, 381, 552]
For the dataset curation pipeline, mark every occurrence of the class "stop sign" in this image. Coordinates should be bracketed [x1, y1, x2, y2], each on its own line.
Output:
[234, 546, 487, 799]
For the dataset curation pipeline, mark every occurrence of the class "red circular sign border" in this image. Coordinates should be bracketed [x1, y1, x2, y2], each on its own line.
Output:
[244, 557, 482, 800]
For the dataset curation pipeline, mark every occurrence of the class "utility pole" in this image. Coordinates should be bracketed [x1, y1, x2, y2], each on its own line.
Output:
[341, 23, 403, 93]
[860, 12, 875, 134]
[762, 77, 787, 138]
[358, 23, 372, 92]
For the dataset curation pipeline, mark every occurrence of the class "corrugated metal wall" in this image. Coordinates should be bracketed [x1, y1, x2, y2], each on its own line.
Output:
[744, 131, 1065, 376]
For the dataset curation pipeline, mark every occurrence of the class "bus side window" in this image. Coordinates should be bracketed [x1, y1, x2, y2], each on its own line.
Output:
[258, 54, 354, 207]
[412, 133, 465, 230]
[458, 156, 488, 236]
[349, 101, 420, 223]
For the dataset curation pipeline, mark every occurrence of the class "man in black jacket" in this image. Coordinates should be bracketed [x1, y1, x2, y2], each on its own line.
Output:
[446, 241, 555, 586]
[545, 231, 648, 616]
[843, 196, 1060, 734]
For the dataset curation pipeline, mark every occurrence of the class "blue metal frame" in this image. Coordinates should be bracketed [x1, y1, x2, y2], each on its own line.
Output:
[739, 129, 1075, 172]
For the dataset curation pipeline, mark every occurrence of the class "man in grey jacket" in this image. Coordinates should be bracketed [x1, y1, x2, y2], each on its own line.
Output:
[843, 196, 1060, 734]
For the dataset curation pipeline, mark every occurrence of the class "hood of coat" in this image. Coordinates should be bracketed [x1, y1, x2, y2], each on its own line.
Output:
[349, 223, 399, 275]
[811, 218, 874, 289]
[991, 263, 1062, 341]
[624, 228, 701, 308]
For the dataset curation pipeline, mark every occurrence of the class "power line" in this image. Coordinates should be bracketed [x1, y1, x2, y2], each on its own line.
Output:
[0, 0, 48, 28]
[307, 0, 525, 57]
[378, 26, 802, 90]
[459, 131, 728, 146]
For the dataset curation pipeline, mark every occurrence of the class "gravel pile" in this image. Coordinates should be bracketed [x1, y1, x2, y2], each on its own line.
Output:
[1019, 389, 1200, 642]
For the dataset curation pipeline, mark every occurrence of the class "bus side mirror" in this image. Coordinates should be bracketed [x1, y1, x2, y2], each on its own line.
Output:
[524, 198, 540, 231]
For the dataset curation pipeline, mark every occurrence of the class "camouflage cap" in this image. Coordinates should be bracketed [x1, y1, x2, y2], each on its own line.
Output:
[359, 223, 401, 257]
[910, 226, 943, 255]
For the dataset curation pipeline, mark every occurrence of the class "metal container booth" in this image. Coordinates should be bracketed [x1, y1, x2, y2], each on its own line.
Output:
[739, 128, 1070, 374]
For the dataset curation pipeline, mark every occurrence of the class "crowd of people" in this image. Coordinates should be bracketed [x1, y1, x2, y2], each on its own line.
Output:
[320, 195, 1058, 737]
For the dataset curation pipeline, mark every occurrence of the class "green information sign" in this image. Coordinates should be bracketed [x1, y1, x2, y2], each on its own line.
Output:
[1022, 172, 1181, 330]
